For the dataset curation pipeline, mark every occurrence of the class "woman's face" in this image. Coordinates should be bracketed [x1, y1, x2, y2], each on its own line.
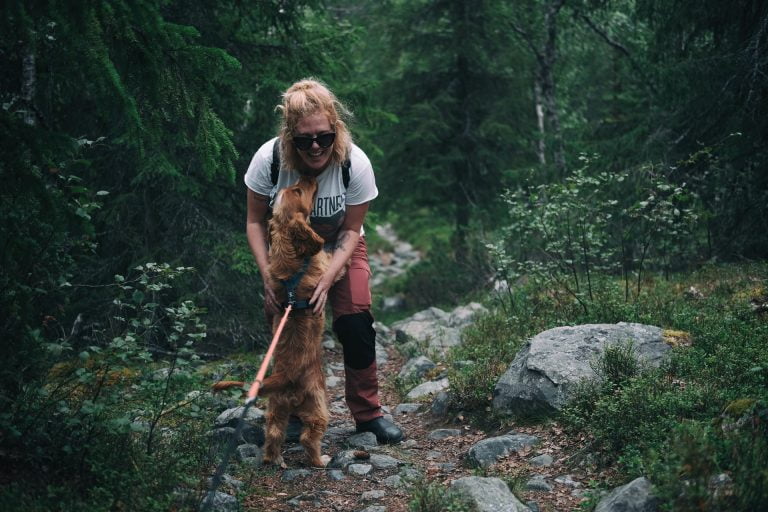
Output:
[293, 112, 334, 174]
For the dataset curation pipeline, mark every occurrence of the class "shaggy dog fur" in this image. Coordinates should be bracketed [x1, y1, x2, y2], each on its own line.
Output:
[215, 176, 335, 468]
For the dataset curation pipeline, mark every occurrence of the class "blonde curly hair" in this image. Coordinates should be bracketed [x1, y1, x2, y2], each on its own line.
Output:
[276, 78, 352, 173]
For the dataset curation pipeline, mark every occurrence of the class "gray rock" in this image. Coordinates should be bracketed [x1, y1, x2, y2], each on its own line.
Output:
[427, 428, 462, 440]
[426, 450, 443, 460]
[382, 475, 403, 488]
[361, 490, 386, 501]
[448, 302, 488, 328]
[398, 356, 437, 381]
[437, 462, 457, 472]
[281, 469, 312, 482]
[394, 403, 423, 415]
[358, 506, 386, 512]
[529, 454, 554, 467]
[467, 433, 540, 468]
[205, 474, 243, 491]
[322, 335, 336, 349]
[451, 476, 531, 512]
[381, 295, 407, 312]
[406, 378, 449, 400]
[328, 449, 367, 470]
[208, 427, 237, 448]
[200, 491, 238, 512]
[526, 501, 540, 512]
[287, 492, 321, 508]
[410, 307, 450, 323]
[369, 453, 403, 470]
[526, 475, 553, 492]
[373, 321, 394, 345]
[392, 319, 437, 344]
[347, 431, 378, 448]
[327, 375, 343, 388]
[399, 466, 423, 482]
[555, 474, 581, 488]
[214, 406, 265, 428]
[595, 477, 659, 512]
[328, 469, 345, 481]
[430, 390, 451, 417]
[348, 463, 373, 476]
[376, 344, 389, 366]
[494, 323, 671, 415]
[235, 443, 262, 463]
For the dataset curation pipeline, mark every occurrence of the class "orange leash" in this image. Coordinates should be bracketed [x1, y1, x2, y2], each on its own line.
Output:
[245, 304, 292, 403]
[202, 304, 293, 512]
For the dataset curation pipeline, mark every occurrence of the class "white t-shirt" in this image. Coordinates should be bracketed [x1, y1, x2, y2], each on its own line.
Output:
[244, 137, 378, 242]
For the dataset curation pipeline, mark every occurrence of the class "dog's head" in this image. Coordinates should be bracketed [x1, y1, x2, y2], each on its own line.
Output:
[271, 176, 324, 258]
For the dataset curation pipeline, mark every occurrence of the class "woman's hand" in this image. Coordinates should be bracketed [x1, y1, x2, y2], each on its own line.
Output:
[263, 282, 281, 316]
[310, 275, 334, 315]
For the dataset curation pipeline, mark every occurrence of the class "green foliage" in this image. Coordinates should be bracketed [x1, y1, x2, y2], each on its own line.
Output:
[0, 264, 215, 510]
[402, 235, 494, 311]
[408, 478, 475, 512]
[447, 309, 531, 414]
[592, 341, 642, 388]
[490, 155, 700, 316]
[358, 0, 532, 251]
[555, 263, 768, 509]
[0, 113, 101, 400]
[644, 405, 768, 511]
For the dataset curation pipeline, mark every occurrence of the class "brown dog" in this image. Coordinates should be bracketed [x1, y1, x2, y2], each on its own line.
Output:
[215, 176, 332, 468]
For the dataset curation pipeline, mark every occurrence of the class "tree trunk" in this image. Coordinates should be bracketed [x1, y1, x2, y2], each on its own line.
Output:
[542, 0, 566, 175]
[21, 42, 37, 127]
[452, 0, 472, 262]
[534, 79, 547, 164]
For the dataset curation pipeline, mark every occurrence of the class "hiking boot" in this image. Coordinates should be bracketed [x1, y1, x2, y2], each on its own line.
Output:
[356, 417, 403, 444]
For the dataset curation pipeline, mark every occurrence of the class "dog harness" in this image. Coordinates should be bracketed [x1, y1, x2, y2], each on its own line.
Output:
[280, 258, 312, 310]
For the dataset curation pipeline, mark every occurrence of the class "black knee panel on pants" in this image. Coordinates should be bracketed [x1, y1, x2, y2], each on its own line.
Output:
[333, 311, 376, 370]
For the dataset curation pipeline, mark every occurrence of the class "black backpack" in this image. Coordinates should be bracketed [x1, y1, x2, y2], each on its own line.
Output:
[270, 139, 351, 188]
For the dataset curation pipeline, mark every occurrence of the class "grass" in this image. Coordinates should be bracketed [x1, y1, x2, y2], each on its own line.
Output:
[398, 261, 767, 509]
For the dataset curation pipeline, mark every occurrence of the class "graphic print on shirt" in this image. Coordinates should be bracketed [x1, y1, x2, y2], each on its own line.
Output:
[310, 192, 346, 241]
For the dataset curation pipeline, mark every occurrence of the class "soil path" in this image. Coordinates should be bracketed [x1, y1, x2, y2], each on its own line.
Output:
[226, 226, 596, 512]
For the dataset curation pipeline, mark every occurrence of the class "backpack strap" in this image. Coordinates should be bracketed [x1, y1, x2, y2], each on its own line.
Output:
[271, 138, 351, 188]
[341, 158, 351, 188]
[270, 139, 280, 186]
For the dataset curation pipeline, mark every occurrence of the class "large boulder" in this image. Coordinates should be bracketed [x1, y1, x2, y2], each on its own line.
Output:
[493, 323, 670, 415]
[595, 477, 659, 512]
[451, 476, 530, 512]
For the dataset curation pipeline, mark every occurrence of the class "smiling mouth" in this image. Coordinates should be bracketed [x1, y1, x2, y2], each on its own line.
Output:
[307, 148, 328, 158]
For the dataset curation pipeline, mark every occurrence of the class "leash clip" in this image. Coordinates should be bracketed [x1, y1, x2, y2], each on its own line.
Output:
[287, 290, 297, 306]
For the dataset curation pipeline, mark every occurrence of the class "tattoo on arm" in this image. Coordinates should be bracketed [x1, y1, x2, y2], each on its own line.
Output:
[335, 232, 350, 252]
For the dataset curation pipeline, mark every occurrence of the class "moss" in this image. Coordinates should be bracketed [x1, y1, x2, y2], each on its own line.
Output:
[723, 398, 758, 418]
[663, 329, 693, 347]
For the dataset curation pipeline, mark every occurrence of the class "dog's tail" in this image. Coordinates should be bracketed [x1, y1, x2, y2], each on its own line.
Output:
[211, 380, 247, 393]
[212, 373, 291, 396]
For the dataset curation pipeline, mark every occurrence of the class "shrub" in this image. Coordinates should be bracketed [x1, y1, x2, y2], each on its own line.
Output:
[403, 237, 492, 310]
[0, 264, 215, 511]
[647, 403, 768, 511]
[408, 479, 474, 512]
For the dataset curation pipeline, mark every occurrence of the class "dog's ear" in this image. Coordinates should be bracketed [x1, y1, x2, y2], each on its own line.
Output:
[287, 213, 324, 258]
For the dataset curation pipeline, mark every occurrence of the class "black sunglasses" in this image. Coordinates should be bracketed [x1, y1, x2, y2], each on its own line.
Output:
[292, 132, 336, 151]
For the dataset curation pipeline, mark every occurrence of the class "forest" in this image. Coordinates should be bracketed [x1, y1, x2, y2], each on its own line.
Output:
[1, 0, 767, 510]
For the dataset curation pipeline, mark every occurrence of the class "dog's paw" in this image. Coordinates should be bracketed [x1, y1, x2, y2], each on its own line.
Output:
[263, 455, 286, 468]
[309, 454, 330, 468]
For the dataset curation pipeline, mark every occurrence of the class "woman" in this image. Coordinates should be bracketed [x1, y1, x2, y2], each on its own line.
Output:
[244, 79, 403, 444]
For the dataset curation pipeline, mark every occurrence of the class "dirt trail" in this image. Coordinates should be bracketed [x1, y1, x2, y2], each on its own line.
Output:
[224, 227, 597, 512]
